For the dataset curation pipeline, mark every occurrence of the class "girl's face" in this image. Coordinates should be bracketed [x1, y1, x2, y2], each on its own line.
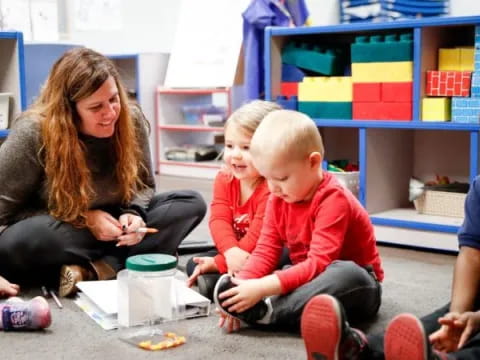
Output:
[75, 76, 121, 138]
[223, 122, 260, 181]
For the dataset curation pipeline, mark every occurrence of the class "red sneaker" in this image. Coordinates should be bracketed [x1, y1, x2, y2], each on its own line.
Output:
[301, 294, 367, 360]
[385, 314, 451, 360]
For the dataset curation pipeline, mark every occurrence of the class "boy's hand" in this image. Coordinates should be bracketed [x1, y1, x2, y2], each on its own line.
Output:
[431, 311, 480, 351]
[218, 278, 265, 314]
[0, 276, 20, 297]
[187, 257, 219, 287]
[224, 247, 250, 274]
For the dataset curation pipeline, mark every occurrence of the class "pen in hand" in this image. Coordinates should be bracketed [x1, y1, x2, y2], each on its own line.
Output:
[120, 225, 158, 234]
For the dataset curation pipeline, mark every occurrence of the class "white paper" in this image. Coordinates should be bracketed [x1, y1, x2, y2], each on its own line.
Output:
[0, 0, 32, 40]
[76, 279, 210, 315]
[31, 0, 58, 41]
[165, 0, 250, 88]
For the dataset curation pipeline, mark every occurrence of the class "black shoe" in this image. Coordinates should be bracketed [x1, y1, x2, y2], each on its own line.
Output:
[301, 294, 368, 360]
[385, 314, 451, 360]
[196, 273, 220, 301]
[213, 274, 268, 324]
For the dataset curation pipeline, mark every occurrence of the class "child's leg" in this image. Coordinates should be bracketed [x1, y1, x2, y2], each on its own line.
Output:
[269, 260, 381, 328]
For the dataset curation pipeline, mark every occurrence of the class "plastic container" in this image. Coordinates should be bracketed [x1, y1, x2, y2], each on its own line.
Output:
[0, 296, 52, 331]
[118, 254, 183, 328]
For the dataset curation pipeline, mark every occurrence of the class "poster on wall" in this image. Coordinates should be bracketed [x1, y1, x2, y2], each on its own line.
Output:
[73, 0, 122, 31]
[164, 0, 249, 88]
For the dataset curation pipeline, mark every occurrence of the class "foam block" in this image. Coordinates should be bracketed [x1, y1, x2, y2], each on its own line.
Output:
[422, 97, 451, 122]
[351, 33, 413, 63]
[352, 61, 413, 83]
[425, 71, 471, 97]
[298, 77, 352, 102]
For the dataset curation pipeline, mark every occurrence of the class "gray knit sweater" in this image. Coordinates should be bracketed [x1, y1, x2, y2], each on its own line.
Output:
[0, 105, 155, 225]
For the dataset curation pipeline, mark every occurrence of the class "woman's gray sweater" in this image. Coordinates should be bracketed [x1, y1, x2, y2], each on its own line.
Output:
[0, 105, 155, 225]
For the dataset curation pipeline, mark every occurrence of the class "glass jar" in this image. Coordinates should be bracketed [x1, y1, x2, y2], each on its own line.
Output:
[118, 254, 179, 327]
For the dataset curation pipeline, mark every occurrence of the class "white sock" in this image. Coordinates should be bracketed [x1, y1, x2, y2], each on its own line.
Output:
[257, 297, 273, 325]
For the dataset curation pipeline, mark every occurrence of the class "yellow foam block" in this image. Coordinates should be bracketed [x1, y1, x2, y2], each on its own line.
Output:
[351, 61, 413, 83]
[439, 47, 474, 71]
[422, 97, 451, 122]
[298, 76, 352, 101]
[439, 48, 460, 71]
[460, 47, 475, 71]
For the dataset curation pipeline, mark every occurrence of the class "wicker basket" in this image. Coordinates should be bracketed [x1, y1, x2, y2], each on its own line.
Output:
[413, 190, 466, 218]
[330, 171, 359, 195]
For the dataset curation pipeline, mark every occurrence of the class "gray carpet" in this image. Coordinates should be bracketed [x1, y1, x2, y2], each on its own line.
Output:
[0, 176, 456, 360]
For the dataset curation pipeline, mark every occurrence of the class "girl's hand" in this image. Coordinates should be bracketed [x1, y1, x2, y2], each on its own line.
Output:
[187, 257, 218, 287]
[218, 278, 265, 314]
[224, 247, 250, 274]
[0, 276, 20, 297]
[116, 213, 146, 247]
[86, 210, 123, 241]
[216, 309, 241, 333]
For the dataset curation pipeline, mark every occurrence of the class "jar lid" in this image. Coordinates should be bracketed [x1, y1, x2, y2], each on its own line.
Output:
[126, 254, 177, 272]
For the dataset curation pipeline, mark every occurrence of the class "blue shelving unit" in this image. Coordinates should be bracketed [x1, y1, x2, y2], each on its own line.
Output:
[340, 0, 449, 23]
[264, 15, 480, 252]
[24, 43, 79, 107]
[0, 31, 26, 139]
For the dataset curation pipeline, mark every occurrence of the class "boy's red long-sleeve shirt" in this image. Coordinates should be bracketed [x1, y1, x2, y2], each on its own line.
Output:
[209, 172, 270, 273]
[238, 171, 384, 294]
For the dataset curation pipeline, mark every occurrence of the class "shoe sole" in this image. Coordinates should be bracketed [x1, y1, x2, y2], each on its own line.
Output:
[385, 314, 428, 360]
[58, 265, 76, 298]
[301, 294, 342, 360]
[213, 274, 239, 320]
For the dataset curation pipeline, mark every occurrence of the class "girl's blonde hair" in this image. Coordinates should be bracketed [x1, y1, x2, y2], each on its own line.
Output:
[224, 100, 282, 138]
[222, 100, 282, 180]
[26, 47, 146, 227]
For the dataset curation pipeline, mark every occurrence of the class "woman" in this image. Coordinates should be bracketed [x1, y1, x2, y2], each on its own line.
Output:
[0, 48, 206, 297]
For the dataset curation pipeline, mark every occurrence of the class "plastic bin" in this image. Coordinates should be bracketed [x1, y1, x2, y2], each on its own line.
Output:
[329, 171, 360, 196]
[181, 104, 227, 126]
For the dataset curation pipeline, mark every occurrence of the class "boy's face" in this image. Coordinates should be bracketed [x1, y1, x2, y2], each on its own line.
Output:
[254, 152, 322, 203]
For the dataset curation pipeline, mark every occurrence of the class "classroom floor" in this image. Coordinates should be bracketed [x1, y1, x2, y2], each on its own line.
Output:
[0, 175, 456, 360]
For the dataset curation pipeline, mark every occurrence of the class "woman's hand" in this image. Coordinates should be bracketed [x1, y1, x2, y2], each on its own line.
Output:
[0, 276, 20, 297]
[116, 213, 146, 247]
[86, 210, 123, 241]
[224, 247, 250, 275]
[187, 257, 219, 287]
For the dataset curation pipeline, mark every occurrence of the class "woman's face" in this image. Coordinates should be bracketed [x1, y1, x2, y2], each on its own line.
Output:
[75, 76, 121, 138]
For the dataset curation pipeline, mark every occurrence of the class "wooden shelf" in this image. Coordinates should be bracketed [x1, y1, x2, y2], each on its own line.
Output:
[159, 125, 224, 132]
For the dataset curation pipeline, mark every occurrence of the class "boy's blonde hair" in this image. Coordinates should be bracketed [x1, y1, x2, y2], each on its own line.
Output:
[251, 110, 325, 162]
[224, 100, 282, 137]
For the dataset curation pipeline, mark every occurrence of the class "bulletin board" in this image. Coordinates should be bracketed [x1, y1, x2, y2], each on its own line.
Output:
[164, 0, 249, 88]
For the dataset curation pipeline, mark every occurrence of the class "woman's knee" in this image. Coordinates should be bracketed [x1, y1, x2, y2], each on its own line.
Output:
[0, 215, 64, 258]
[184, 190, 207, 218]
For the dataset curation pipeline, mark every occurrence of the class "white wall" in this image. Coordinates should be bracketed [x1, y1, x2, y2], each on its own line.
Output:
[62, 0, 180, 54]
[451, 0, 480, 16]
[306, 0, 340, 25]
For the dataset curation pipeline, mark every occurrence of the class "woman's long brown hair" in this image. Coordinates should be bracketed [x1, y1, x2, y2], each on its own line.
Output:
[26, 48, 145, 227]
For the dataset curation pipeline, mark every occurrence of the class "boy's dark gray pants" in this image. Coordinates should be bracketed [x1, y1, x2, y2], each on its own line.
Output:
[269, 260, 382, 329]
[0, 190, 206, 285]
[367, 302, 480, 360]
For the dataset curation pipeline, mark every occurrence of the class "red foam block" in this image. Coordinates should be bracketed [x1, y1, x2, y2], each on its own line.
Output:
[353, 83, 381, 102]
[381, 82, 412, 102]
[353, 102, 412, 121]
[425, 71, 471, 97]
[281, 82, 299, 97]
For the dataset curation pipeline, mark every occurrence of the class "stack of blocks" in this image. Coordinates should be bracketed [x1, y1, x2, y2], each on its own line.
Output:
[423, 46, 474, 122]
[279, 41, 351, 118]
[351, 33, 413, 121]
[450, 27, 480, 123]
